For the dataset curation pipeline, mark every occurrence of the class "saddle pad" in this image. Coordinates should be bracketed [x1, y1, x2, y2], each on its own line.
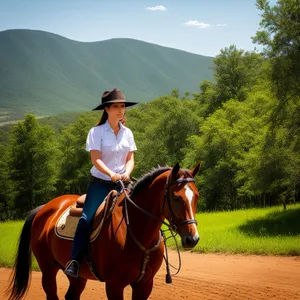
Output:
[54, 202, 107, 242]
[55, 204, 80, 240]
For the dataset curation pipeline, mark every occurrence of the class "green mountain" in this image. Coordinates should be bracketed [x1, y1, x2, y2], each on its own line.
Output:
[0, 29, 214, 123]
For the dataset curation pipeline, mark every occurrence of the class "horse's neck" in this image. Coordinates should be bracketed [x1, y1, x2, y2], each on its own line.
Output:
[128, 178, 166, 247]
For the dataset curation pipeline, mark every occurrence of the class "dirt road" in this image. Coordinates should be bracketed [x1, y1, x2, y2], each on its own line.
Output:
[1, 250, 299, 299]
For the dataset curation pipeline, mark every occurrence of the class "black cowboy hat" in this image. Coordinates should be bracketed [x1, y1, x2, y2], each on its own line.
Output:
[92, 88, 138, 110]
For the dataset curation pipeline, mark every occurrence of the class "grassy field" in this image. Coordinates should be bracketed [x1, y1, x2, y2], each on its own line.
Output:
[0, 221, 40, 270]
[1, 204, 299, 269]
[170, 204, 300, 255]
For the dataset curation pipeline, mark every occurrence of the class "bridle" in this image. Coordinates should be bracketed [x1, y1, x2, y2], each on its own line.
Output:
[162, 173, 198, 232]
[118, 171, 198, 283]
[120, 171, 197, 232]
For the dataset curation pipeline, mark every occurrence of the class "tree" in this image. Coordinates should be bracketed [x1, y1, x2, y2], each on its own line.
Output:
[57, 114, 95, 195]
[194, 80, 218, 117]
[253, 0, 300, 206]
[214, 45, 263, 104]
[183, 91, 190, 99]
[0, 145, 12, 219]
[253, 0, 300, 101]
[171, 88, 180, 99]
[184, 91, 276, 211]
[194, 45, 264, 116]
[127, 96, 202, 177]
[7, 114, 60, 217]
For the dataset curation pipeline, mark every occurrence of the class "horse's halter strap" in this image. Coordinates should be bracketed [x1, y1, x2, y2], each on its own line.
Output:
[162, 173, 198, 231]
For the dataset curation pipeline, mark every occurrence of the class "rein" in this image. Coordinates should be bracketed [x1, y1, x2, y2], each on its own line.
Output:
[118, 173, 197, 283]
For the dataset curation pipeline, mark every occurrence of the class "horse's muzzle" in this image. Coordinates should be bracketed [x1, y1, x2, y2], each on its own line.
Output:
[181, 235, 200, 249]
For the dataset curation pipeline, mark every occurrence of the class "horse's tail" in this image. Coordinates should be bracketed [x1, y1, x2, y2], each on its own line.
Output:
[6, 205, 44, 300]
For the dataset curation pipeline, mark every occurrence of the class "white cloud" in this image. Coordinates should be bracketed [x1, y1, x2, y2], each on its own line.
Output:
[146, 5, 167, 11]
[216, 24, 227, 27]
[184, 20, 211, 29]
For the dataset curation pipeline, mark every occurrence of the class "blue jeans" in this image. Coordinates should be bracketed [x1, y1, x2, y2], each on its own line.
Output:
[70, 179, 119, 260]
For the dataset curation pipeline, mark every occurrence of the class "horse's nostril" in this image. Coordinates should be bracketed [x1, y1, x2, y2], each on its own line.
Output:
[188, 236, 197, 245]
[182, 236, 199, 248]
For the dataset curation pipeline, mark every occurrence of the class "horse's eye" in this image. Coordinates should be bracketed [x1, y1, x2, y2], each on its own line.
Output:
[173, 196, 181, 202]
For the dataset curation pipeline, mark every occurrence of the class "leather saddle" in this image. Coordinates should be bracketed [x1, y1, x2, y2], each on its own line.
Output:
[69, 190, 118, 230]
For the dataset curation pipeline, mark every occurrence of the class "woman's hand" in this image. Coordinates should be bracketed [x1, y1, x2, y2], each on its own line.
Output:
[110, 172, 121, 183]
[120, 172, 130, 182]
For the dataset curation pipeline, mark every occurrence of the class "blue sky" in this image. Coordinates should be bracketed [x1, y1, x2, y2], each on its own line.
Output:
[0, 0, 265, 57]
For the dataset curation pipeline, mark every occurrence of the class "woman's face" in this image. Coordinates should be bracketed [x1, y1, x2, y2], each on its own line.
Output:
[106, 103, 125, 121]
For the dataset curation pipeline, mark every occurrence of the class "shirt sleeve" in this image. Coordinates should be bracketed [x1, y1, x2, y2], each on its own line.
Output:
[127, 129, 137, 152]
[86, 127, 102, 152]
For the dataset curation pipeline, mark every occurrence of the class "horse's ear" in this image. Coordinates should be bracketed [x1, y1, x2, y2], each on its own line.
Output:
[171, 162, 180, 178]
[191, 162, 201, 177]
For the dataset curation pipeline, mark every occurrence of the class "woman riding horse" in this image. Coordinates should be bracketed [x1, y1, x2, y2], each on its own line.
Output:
[7, 162, 200, 300]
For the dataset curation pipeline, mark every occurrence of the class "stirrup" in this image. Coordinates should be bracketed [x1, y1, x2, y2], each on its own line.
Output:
[64, 260, 80, 278]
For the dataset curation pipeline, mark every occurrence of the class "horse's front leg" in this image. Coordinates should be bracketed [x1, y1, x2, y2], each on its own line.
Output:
[105, 281, 125, 300]
[65, 277, 87, 300]
[131, 279, 154, 300]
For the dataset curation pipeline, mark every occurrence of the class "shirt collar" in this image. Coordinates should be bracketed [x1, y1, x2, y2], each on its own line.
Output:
[119, 121, 126, 131]
[105, 120, 125, 132]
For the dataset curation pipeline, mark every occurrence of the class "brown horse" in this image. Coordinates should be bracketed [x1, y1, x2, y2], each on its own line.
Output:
[7, 162, 200, 300]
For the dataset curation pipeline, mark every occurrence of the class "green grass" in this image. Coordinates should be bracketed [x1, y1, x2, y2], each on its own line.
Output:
[1, 205, 299, 269]
[165, 204, 300, 255]
[0, 221, 23, 267]
[0, 221, 39, 269]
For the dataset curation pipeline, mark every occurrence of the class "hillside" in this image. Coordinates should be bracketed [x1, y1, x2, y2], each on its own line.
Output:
[0, 29, 214, 123]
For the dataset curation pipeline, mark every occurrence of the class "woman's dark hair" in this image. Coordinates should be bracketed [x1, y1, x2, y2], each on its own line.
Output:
[96, 109, 109, 126]
[96, 104, 126, 126]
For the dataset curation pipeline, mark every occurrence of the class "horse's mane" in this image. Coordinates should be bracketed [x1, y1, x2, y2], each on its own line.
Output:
[131, 166, 171, 197]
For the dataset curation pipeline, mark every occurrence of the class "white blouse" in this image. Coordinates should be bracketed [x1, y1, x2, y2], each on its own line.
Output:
[86, 120, 137, 180]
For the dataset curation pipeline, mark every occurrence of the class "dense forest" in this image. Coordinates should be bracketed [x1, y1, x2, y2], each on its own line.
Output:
[0, 0, 299, 219]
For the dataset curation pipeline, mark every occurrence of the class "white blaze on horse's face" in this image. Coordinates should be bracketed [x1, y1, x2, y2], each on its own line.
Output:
[184, 184, 199, 240]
